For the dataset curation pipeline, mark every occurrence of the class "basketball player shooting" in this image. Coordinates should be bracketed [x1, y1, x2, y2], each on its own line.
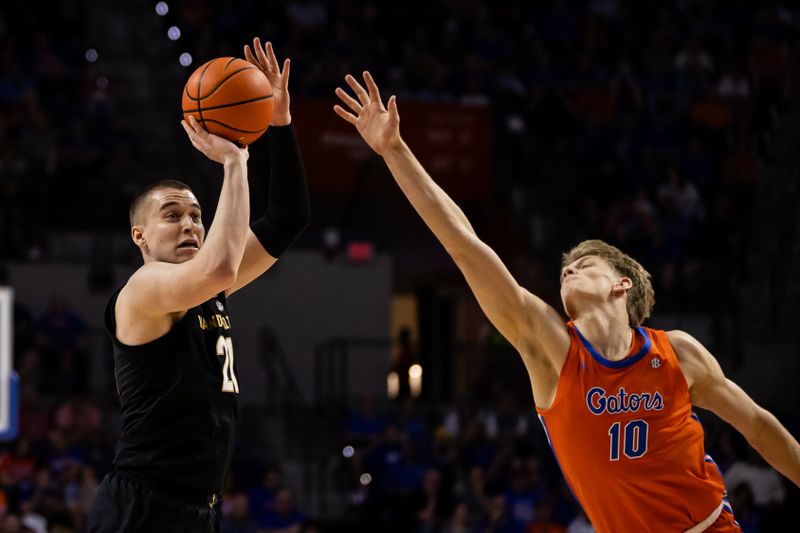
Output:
[87, 39, 310, 533]
[334, 71, 800, 532]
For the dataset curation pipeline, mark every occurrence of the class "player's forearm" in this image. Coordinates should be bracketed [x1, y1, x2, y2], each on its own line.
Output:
[201, 154, 250, 276]
[251, 125, 311, 257]
[382, 140, 477, 254]
[749, 409, 800, 486]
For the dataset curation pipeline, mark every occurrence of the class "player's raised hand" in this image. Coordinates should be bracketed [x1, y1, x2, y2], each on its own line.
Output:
[334, 71, 401, 157]
[244, 37, 291, 126]
[181, 116, 248, 164]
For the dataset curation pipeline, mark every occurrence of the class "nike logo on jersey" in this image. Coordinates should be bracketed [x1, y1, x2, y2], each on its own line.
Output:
[586, 386, 664, 415]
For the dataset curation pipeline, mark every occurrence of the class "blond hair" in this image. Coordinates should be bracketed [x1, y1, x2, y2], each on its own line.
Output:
[562, 240, 655, 326]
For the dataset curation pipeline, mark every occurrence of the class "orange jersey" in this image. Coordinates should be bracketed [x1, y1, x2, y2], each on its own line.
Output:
[536, 323, 740, 532]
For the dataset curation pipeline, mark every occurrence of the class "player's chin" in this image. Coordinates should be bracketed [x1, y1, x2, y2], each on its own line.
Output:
[174, 247, 200, 261]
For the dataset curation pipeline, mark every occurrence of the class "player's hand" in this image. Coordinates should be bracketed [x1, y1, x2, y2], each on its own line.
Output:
[181, 116, 249, 164]
[244, 37, 291, 126]
[334, 71, 401, 157]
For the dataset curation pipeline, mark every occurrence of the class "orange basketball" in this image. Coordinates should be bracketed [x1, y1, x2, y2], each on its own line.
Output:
[182, 57, 274, 146]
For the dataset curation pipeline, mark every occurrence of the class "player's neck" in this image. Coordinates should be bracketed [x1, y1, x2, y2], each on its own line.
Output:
[573, 311, 633, 361]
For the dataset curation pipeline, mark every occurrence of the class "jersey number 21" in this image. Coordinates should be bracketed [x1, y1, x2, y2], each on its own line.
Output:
[216, 335, 239, 393]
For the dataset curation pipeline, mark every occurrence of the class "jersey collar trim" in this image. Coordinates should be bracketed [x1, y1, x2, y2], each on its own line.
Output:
[573, 324, 652, 368]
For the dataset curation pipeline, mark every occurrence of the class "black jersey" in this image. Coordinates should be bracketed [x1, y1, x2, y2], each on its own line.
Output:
[105, 287, 240, 495]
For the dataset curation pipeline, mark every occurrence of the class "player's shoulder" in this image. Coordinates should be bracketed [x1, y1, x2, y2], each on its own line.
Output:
[663, 329, 722, 389]
[664, 329, 704, 359]
[664, 328, 694, 347]
[118, 266, 153, 306]
[118, 263, 184, 320]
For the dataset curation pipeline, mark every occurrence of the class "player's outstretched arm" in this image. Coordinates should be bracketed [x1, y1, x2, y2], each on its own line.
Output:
[125, 116, 250, 316]
[226, 38, 311, 297]
[334, 72, 568, 360]
[670, 330, 800, 486]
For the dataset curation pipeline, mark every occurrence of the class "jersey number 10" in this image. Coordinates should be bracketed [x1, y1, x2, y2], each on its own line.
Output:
[608, 419, 648, 460]
[216, 336, 240, 393]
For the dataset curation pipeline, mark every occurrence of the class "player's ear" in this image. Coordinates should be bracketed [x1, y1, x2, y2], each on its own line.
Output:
[614, 277, 632, 294]
[131, 225, 146, 248]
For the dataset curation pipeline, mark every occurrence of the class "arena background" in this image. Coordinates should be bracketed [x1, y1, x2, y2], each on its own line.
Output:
[0, 1, 798, 531]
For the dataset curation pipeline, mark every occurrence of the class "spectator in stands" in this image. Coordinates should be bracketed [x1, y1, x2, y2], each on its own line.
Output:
[37, 295, 88, 394]
[221, 492, 259, 533]
[260, 488, 305, 533]
[725, 446, 786, 510]
[248, 464, 284, 527]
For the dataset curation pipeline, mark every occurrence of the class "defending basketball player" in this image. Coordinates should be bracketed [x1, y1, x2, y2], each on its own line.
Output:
[334, 72, 800, 532]
[87, 39, 310, 533]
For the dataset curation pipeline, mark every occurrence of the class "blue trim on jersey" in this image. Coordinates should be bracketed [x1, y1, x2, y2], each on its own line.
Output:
[538, 414, 584, 510]
[573, 325, 652, 368]
[723, 503, 733, 514]
[705, 454, 726, 479]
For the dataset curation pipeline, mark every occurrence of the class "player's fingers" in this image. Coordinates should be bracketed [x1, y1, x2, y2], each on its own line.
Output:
[345, 74, 370, 106]
[265, 41, 281, 73]
[181, 120, 210, 154]
[363, 71, 383, 107]
[186, 115, 201, 134]
[181, 119, 195, 138]
[244, 45, 257, 67]
[333, 105, 358, 125]
[253, 37, 269, 70]
[183, 128, 204, 150]
[388, 95, 400, 125]
[335, 87, 362, 113]
[281, 58, 291, 86]
[188, 115, 208, 136]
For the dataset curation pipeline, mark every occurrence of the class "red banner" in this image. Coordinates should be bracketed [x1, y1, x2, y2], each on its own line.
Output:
[293, 98, 492, 200]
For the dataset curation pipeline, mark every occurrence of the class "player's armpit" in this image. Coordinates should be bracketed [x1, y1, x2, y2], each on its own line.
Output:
[225, 229, 278, 297]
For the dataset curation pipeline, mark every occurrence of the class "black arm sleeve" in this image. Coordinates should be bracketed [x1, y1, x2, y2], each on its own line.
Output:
[250, 124, 311, 257]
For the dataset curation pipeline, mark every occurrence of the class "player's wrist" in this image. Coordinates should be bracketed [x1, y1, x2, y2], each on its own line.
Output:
[271, 111, 291, 126]
[381, 137, 408, 159]
[222, 151, 248, 167]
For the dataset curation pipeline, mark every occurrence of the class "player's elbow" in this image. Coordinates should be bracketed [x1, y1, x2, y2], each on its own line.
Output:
[444, 229, 478, 260]
[746, 407, 773, 448]
[210, 269, 238, 292]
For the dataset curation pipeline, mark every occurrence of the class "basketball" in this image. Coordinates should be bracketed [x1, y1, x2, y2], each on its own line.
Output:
[182, 57, 274, 146]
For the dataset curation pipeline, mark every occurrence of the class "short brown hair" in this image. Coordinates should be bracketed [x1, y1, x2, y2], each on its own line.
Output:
[129, 179, 194, 226]
[562, 239, 655, 326]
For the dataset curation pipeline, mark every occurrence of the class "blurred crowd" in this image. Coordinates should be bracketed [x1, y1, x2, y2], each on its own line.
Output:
[329, 395, 798, 532]
[1, 0, 796, 283]
[0, 2, 133, 259]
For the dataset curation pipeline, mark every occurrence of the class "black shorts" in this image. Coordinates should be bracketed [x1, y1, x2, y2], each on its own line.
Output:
[87, 470, 221, 533]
